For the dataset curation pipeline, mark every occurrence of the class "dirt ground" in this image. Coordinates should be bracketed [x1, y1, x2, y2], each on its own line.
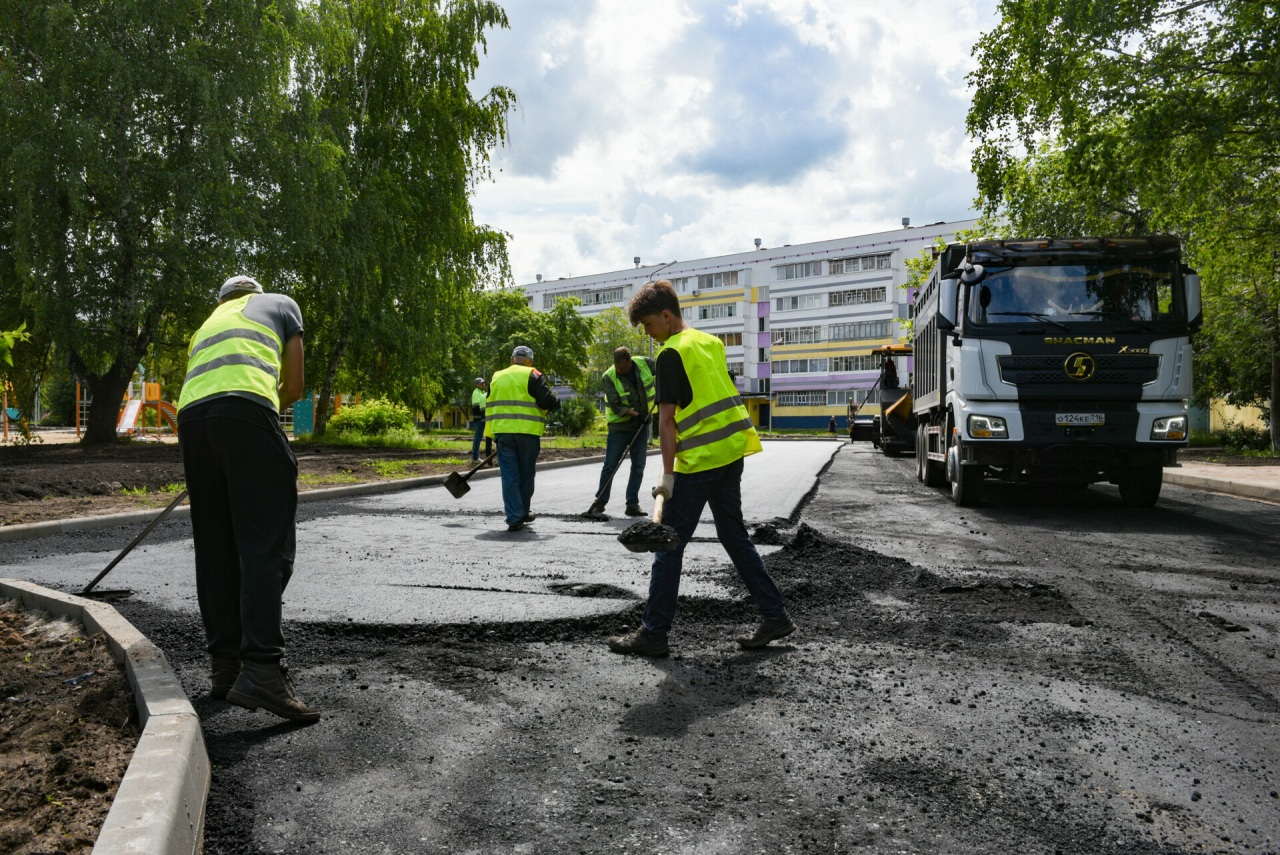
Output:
[1179, 447, 1280, 466]
[0, 601, 139, 855]
[0, 441, 604, 526]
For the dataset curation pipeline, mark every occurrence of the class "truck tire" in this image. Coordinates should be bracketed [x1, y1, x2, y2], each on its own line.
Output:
[947, 443, 984, 506]
[1118, 465, 1163, 508]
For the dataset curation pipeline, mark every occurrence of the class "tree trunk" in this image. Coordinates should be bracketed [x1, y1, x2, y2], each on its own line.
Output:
[1272, 308, 1280, 453]
[313, 334, 350, 438]
[78, 366, 135, 446]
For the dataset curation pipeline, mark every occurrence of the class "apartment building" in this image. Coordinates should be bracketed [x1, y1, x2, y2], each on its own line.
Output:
[521, 219, 977, 429]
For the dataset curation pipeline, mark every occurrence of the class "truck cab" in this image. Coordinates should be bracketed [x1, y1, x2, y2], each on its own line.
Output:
[913, 237, 1201, 507]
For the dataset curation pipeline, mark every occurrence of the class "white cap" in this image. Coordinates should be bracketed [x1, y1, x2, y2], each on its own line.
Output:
[512, 345, 534, 361]
[219, 275, 263, 300]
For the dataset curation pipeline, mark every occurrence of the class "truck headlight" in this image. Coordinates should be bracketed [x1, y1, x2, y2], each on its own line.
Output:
[968, 415, 1008, 439]
[1151, 415, 1187, 441]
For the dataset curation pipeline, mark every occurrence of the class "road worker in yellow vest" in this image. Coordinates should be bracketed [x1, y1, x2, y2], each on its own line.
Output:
[483, 345, 561, 531]
[607, 280, 795, 656]
[589, 346, 656, 517]
[176, 275, 318, 722]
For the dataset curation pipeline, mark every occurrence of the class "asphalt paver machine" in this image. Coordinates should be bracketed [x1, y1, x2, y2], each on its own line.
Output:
[848, 343, 916, 457]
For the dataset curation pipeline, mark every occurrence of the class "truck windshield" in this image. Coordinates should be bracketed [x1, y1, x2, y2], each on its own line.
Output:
[969, 261, 1181, 325]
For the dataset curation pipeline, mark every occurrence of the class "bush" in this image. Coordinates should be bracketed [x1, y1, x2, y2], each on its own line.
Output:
[1218, 420, 1271, 452]
[545, 396, 598, 436]
[325, 398, 415, 436]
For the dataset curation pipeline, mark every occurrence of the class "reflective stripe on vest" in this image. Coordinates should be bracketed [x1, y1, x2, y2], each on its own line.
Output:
[664, 327, 761, 473]
[485, 364, 546, 436]
[604, 359, 655, 425]
[177, 295, 282, 413]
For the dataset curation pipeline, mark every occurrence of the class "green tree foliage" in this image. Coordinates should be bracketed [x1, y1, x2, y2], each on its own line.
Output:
[0, 0, 295, 444]
[0, 323, 28, 369]
[286, 0, 515, 436]
[968, 0, 1280, 449]
[585, 307, 651, 385]
[545, 396, 597, 436]
[461, 289, 594, 389]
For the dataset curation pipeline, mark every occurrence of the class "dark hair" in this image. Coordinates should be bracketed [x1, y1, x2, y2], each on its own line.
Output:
[628, 280, 680, 325]
[613, 346, 632, 364]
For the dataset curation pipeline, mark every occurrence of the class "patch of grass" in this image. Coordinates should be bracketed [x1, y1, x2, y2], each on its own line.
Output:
[121, 485, 147, 496]
[160, 482, 186, 493]
[293, 428, 455, 450]
[298, 472, 362, 487]
[541, 432, 609, 448]
[365, 457, 469, 478]
[1189, 430, 1218, 447]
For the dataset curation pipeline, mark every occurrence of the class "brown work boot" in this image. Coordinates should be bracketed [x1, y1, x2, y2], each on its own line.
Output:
[210, 655, 242, 700]
[226, 661, 320, 723]
[737, 615, 797, 649]
[607, 628, 669, 657]
[624, 505, 646, 517]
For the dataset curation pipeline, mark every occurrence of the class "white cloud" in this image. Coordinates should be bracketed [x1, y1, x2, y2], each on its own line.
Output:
[470, 0, 999, 283]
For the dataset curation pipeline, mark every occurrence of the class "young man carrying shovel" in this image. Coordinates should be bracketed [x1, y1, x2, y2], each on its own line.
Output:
[607, 280, 796, 656]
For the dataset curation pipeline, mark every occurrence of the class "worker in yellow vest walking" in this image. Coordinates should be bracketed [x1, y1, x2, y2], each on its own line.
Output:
[590, 346, 656, 516]
[607, 281, 795, 656]
[470, 376, 492, 463]
[176, 275, 318, 722]
[485, 345, 561, 531]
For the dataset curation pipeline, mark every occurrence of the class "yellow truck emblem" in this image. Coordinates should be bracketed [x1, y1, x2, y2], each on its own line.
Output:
[1064, 352, 1096, 381]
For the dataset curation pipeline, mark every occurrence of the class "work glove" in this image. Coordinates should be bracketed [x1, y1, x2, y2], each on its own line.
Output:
[652, 473, 675, 501]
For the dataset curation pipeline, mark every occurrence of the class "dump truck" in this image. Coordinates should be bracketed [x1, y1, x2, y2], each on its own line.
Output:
[848, 343, 914, 457]
[912, 236, 1200, 507]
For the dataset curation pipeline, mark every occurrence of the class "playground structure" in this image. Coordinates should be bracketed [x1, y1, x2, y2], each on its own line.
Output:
[76, 381, 178, 440]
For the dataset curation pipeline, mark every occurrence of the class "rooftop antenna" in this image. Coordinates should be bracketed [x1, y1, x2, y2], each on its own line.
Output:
[902, 217, 911, 229]
[754, 238, 762, 250]
[634, 256, 641, 268]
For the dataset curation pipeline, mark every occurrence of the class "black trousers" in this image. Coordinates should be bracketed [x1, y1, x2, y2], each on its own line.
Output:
[178, 396, 298, 664]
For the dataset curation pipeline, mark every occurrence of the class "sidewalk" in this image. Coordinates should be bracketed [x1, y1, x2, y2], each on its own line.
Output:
[1165, 461, 1280, 505]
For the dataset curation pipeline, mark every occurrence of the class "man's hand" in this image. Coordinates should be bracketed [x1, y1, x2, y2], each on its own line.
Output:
[626, 409, 640, 418]
[652, 473, 675, 501]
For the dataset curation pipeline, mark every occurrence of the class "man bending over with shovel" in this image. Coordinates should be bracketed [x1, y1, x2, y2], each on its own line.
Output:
[607, 280, 795, 657]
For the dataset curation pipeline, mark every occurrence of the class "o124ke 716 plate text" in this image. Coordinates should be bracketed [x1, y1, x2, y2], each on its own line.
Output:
[1056, 413, 1105, 426]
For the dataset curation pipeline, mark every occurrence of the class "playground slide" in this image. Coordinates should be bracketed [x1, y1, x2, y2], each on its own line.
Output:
[116, 400, 179, 435]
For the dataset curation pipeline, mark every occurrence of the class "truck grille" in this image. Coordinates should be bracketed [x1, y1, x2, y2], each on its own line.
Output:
[998, 354, 1160, 385]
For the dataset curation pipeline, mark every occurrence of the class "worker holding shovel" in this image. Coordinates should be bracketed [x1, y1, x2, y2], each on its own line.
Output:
[607, 280, 795, 657]
[485, 345, 561, 531]
[589, 346, 656, 517]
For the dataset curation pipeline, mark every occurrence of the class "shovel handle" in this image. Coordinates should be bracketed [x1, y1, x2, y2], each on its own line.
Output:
[462, 450, 497, 483]
[82, 489, 188, 595]
[651, 492, 665, 525]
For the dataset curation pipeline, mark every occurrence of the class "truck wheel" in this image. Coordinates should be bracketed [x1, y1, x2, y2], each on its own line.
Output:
[1118, 466, 1162, 508]
[948, 444, 984, 506]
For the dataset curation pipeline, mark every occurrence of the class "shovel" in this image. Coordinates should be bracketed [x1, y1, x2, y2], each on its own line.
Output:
[443, 451, 498, 499]
[618, 492, 680, 553]
[581, 402, 657, 520]
[81, 489, 189, 599]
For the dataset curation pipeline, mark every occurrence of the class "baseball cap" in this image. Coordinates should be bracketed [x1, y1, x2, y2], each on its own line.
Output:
[474, 377, 485, 385]
[219, 275, 264, 300]
[512, 345, 534, 361]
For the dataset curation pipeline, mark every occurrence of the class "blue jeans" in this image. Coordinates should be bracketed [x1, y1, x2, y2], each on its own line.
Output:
[471, 419, 492, 461]
[596, 424, 649, 508]
[641, 457, 787, 635]
[496, 433, 539, 525]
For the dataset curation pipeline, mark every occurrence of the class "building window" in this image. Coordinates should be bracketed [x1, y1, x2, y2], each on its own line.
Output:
[828, 389, 879, 406]
[712, 332, 743, 347]
[775, 261, 819, 281]
[681, 307, 694, 322]
[829, 253, 892, 274]
[727, 361, 744, 376]
[758, 348, 768, 363]
[543, 286, 624, 309]
[776, 391, 828, 407]
[698, 302, 737, 320]
[774, 294, 824, 312]
[770, 325, 822, 346]
[772, 358, 829, 375]
[697, 271, 739, 290]
[670, 277, 690, 292]
[829, 286, 886, 306]
[829, 320, 891, 341]
[829, 354, 879, 372]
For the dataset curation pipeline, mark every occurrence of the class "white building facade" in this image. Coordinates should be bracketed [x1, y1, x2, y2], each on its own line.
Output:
[520, 219, 977, 429]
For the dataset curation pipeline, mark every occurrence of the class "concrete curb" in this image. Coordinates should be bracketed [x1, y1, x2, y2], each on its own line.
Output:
[1164, 470, 1280, 505]
[0, 449, 651, 543]
[0, 579, 209, 855]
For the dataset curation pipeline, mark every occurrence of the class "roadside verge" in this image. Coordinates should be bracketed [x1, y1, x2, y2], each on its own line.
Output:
[0, 449, 653, 543]
[0, 579, 208, 855]
[1164, 466, 1280, 505]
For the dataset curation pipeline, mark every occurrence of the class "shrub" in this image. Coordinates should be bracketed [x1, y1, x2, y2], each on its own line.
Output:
[1218, 420, 1271, 452]
[546, 396, 598, 436]
[325, 398, 415, 436]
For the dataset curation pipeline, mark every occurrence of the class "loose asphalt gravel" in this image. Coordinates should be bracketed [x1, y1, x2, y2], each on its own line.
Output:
[3, 441, 1279, 854]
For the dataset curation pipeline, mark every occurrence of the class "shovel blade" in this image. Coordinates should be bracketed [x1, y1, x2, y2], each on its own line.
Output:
[443, 472, 470, 499]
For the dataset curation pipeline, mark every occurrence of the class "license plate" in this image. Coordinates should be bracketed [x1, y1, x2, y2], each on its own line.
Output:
[1056, 413, 1105, 426]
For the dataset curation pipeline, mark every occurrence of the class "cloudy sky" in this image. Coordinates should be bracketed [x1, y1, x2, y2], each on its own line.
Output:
[469, 0, 1000, 285]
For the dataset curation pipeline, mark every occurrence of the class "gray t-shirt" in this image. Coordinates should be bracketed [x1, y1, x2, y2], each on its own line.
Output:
[181, 292, 304, 415]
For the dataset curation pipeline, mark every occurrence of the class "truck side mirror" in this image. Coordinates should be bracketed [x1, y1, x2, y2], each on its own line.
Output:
[937, 279, 959, 331]
[1185, 273, 1202, 330]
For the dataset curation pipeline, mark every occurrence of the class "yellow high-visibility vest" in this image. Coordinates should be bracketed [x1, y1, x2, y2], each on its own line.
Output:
[663, 328, 761, 473]
[484, 364, 546, 436]
[177, 295, 281, 413]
